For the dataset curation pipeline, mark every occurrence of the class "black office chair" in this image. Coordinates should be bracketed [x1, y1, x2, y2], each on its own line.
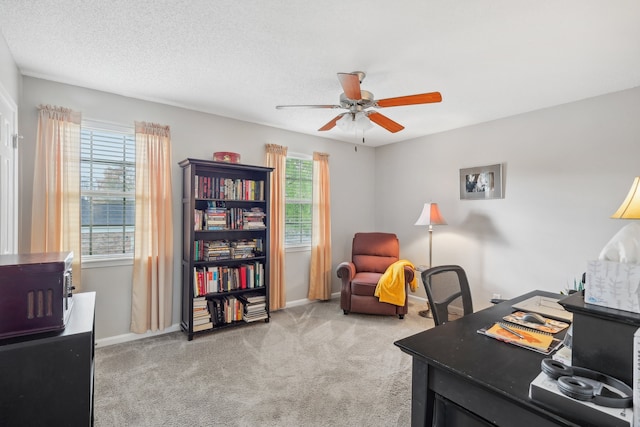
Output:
[421, 265, 473, 326]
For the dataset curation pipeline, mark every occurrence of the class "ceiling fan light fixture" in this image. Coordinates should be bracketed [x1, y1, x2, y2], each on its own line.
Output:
[336, 113, 354, 132]
[337, 112, 372, 133]
[356, 112, 373, 131]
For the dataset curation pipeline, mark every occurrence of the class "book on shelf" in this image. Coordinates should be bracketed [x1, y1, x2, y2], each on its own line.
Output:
[196, 239, 266, 262]
[193, 306, 209, 315]
[194, 209, 204, 231]
[193, 321, 213, 332]
[194, 175, 265, 201]
[243, 309, 268, 322]
[194, 206, 268, 231]
[237, 292, 266, 304]
[208, 299, 224, 326]
[243, 298, 267, 311]
[244, 306, 267, 317]
[193, 303, 209, 312]
[193, 316, 212, 326]
[243, 207, 266, 229]
[477, 322, 563, 355]
[193, 262, 264, 295]
[222, 296, 243, 323]
[192, 296, 212, 330]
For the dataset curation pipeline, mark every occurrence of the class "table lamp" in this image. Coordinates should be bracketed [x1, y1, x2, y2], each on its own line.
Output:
[414, 202, 447, 268]
[611, 177, 640, 219]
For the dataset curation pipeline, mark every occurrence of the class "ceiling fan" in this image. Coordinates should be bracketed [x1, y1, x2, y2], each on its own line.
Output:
[276, 71, 442, 133]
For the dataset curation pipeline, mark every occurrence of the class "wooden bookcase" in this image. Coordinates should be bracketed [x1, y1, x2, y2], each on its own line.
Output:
[179, 158, 272, 340]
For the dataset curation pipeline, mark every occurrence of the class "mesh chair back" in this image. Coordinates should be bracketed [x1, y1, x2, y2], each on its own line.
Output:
[422, 265, 473, 326]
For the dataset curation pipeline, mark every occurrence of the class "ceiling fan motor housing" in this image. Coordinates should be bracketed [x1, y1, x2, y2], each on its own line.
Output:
[340, 90, 375, 110]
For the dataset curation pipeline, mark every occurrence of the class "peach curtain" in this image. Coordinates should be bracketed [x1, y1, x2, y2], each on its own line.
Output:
[131, 122, 174, 333]
[308, 152, 332, 300]
[31, 105, 82, 289]
[264, 143, 287, 311]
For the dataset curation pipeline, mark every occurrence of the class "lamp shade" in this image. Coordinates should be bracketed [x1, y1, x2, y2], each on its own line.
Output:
[414, 203, 447, 226]
[612, 177, 640, 219]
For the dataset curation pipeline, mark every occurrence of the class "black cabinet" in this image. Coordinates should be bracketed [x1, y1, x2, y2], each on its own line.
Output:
[0, 291, 96, 426]
[179, 158, 272, 340]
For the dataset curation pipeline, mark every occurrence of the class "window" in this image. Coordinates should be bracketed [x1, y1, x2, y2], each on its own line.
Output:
[80, 121, 135, 258]
[285, 155, 313, 247]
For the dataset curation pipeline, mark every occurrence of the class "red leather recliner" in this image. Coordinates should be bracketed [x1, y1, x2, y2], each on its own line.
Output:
[336, 232, 414, 319]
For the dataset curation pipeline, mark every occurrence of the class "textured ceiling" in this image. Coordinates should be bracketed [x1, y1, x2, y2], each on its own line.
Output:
[1, 0, 639, 147]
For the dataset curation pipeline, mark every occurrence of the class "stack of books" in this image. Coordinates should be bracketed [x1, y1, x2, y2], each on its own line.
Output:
[204, 240, 231, 260]
[192, 297, 213, 331]
[243, 208, 266, 229]
[239, 293, 268, 323]
[230, 239, 263, 259]
[206, 206, 227, 230]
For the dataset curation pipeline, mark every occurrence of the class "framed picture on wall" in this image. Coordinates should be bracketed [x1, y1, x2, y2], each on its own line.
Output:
[460, 163, 504, 200]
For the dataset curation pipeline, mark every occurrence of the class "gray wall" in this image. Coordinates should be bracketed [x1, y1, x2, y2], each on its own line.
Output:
[18, 76, 376, 341]
[376, 87, 640, 309]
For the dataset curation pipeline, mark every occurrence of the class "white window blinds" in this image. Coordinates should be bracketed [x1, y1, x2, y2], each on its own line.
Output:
[80, 122, 135, 257]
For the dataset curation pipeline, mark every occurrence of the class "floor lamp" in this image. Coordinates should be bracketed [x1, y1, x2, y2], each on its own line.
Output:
[414, 202, 447, 317]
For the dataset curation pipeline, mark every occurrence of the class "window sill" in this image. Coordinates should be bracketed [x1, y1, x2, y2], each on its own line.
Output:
[286, 245, 311, 253]
[81, 256, 133, 269]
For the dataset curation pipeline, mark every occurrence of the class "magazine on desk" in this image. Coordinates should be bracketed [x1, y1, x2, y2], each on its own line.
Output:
[502, 311, 570, 334]
[477, 322, 564, 355]
[511, 295, 573, 322]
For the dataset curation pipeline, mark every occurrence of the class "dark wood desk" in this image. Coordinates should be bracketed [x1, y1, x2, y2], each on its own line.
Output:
[395, 290, 585, 427]
[0, 292, 96, 426]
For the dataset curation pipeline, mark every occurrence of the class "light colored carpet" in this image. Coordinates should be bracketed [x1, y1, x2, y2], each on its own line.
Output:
[94, 299, 433, 427]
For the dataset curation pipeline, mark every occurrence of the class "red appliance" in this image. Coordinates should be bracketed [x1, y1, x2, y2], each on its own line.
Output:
[0, 252, 74, 339]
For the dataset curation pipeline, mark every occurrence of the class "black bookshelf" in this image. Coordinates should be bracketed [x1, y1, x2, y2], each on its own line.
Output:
[179, 158, 272, 340]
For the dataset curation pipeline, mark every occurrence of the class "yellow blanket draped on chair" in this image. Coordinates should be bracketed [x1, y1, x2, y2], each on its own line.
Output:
[374, 260, 417, 306]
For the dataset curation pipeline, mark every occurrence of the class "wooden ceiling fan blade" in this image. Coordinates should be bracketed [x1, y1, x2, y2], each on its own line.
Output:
[318, 114, 345, 131]
[368, 112, 404, 133]
[276, 104, 342, 109]
[337, 73, 362, 100]
[376, 92, 442, 108]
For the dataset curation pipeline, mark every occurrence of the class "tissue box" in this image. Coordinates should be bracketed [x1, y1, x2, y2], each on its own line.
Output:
[585, 260, 640, 314]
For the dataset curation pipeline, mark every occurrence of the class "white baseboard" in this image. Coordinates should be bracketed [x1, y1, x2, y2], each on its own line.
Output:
[408, 294, 463, 315]
[409, 294, 428, 303]
[96, 323, 181, 348]
[285, 292, 341, 308]
[284, 297, 316, 308]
